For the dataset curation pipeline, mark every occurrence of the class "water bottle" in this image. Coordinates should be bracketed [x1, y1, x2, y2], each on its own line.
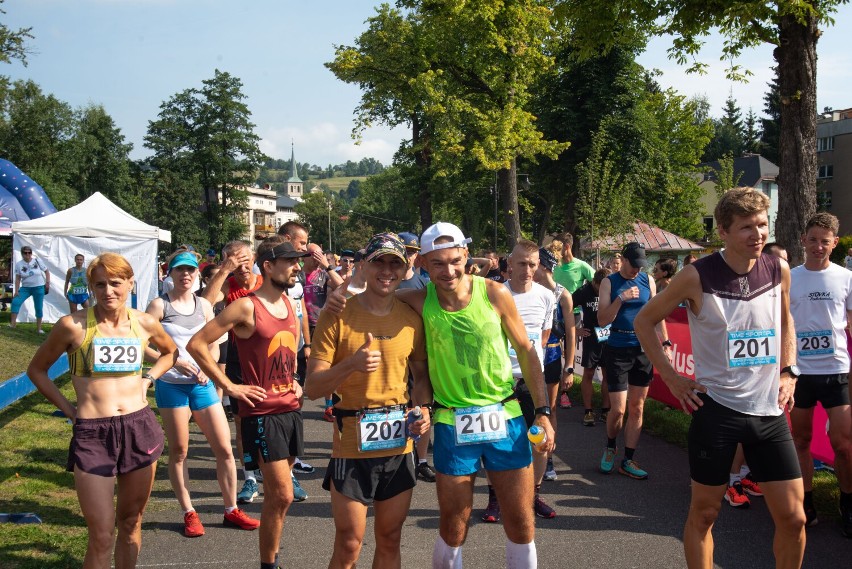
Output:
[407, 406, 423, 441]
[527, 425, 547, 449]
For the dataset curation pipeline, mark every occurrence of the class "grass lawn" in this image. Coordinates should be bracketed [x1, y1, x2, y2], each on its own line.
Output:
[0, 311, 52, 380]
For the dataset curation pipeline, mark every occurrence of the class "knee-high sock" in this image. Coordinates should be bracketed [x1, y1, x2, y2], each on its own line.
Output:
[506, 539, 536, 569]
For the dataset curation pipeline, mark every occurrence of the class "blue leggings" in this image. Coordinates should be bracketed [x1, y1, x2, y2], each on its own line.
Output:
[11, 286, 46, 318]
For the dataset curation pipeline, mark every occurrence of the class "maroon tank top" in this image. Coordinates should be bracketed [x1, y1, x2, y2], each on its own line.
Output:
[233, 294, 299, 416]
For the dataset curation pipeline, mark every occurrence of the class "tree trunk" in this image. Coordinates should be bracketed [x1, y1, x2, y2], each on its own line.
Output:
[498, 159, 521, 250]
[412, 115, 433, 231]
[774, 14, 818, 266]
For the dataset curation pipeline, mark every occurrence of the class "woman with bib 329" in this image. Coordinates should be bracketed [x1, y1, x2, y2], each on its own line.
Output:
[27, 252, 178, 569]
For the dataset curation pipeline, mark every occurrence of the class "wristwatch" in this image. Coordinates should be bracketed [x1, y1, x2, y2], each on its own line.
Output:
[662, 340, 673, 348]
[563, 366, 574, 374]
[325, 266, 335, 272]
[780, 364, 800, 379]
[534, 406, 552, 417]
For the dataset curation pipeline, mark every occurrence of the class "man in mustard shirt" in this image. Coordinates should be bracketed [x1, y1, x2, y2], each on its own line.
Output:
[306, 233, 431, 568]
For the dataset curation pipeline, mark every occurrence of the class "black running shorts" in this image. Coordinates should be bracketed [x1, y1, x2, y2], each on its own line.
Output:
[793, 373, 850, 409]
[603, 345, 653, 392]
[67, 406, 163, 477]
[241, 412, 304, 471]
[581, 338, 604, 370]
[688, 395, 801, 486]
[323, 452, 416, 505]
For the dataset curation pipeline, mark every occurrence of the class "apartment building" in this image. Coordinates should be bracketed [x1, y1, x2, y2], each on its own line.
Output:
[817, 108, 852, 234]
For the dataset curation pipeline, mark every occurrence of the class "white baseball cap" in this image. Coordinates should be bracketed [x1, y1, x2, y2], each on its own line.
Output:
[420, 222, 472, 255]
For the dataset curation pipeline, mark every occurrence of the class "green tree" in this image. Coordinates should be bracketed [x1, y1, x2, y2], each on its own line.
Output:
[0, 79, 77, 208]
[557, 0, 846, 265]
[402, 0, 569, 249]
[703, 95, 745, 161]
[760, 68, 781, 164]
[0, 0, 33, 66]
[295, 192, 349, 251]
[71, 104, 135, 213]
[144, 70, 266, 246]
[326, 4, 436, 230]
[743, 109, 761, 154]
[575, 119, 636, 257]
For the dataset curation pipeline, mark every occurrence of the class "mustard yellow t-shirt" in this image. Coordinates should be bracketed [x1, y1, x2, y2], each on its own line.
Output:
[311, 296, 427, 458]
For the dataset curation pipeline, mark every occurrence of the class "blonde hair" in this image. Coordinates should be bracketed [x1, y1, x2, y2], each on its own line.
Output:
[714, 187, 770, 231]
[546, 239, 563, 257]
[87, 252, 134, 282]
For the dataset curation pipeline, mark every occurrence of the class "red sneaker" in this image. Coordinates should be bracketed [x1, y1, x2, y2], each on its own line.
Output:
[724, 483, 750, 508]
[740, 474, 763, 497]
[223, 508, 260, 531]
[323, 406, 335, 423]
[184, 510, 205, 537]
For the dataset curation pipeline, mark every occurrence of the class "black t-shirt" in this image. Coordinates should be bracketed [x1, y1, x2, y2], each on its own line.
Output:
[572, 282, 600, 332]
[486, 268, 504, 283]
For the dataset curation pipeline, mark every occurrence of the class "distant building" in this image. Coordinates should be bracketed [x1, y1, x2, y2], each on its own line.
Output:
[816, 108, 852, 233]
[697, 154, 779, 241]
[275, 195, 299, 229]
[285, 142, 304, 199]
[205, 184, 277, 248]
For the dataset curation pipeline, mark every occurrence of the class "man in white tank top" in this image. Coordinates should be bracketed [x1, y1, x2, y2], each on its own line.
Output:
[789, 212, 852, 534]
[634, 188, 805, 568]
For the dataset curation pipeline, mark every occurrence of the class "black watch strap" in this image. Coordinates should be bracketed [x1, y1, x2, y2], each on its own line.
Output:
[534, 406, 552, 417]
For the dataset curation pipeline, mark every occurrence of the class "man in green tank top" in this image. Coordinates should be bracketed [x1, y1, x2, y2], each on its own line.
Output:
[325, 222, 555, 569]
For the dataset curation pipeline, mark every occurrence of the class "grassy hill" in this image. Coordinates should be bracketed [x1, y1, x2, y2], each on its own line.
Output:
[262, 171, 367, 194]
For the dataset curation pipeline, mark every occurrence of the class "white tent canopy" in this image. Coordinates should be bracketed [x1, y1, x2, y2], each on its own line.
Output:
[10, 192, 171, 324]
[12, 192, 171, 241]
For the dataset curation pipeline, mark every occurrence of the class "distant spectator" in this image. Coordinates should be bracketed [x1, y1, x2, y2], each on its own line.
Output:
[10, 245, 50, 334]
[683, 253, 698, 266]
[762, 242, 788, 262]
[607, 253, 623, 273]
[845, 247, 852, 271]
[499, 256, 510, 282]
[652, 258, 677, 292]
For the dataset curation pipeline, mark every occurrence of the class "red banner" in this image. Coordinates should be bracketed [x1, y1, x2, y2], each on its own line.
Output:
[647, 307, 835, 466]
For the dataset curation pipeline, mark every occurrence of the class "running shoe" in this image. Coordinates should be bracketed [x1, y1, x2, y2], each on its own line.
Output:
[598, 409, 609, 423]
[223, 508, 260, 531]
[254, 469, 263, 483]
[416, 462, 437, 482]
[533, 495, 556, 519]
[184, 510, 205, 537]
[804, 502, 818, 527]
[293, 459, 314, 474]
[724, 483, 750, 508]
[237, 479, 259, 504]
[291, 471, 307, 502]
[558, 392, 572, 409]
[544, 458, 557, 481]
[600, 447, 616, 474]
[323, 406, 335, 423]
[740, 474, 763, 497]
[618, 459, 649, 480]
[481, 495, 501, 523]
[583, 410, 596, 427]
[841, 502, 852, 538]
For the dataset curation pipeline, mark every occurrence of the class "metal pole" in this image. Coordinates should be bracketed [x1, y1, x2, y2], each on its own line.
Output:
[327, 199, 332, 252]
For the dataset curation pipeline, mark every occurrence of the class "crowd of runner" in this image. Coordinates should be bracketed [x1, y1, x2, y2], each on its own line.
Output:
[20, 187, 852, 569]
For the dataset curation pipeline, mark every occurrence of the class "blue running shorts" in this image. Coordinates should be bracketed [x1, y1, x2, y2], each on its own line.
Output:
[433, 415, 532, 476]
[155, 379, 220, 411]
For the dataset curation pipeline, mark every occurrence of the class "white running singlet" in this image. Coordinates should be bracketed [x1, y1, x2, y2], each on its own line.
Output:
[789, 262, 852, 375]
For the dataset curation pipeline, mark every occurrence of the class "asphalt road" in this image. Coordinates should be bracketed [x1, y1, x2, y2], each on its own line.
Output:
[135, 398, 852, 568]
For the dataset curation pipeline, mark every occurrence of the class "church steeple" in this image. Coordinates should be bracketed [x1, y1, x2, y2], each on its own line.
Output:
[286, 140, 303, 198]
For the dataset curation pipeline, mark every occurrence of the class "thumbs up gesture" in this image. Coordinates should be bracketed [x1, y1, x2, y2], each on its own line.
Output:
[352, 333, 381, 373]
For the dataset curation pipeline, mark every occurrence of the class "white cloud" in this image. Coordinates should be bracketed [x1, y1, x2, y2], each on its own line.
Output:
[259, 122, 406, 166]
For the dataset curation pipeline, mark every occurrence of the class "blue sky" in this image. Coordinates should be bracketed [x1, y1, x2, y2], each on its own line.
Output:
[4, 1, 851, 167]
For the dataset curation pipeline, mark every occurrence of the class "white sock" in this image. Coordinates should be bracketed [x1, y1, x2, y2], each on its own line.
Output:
[432, 535, 462, 569]
[183, 508, 195, 515]
[224, 506, 237, 514]
[244, 468, 256, 482]
[419, 459, 428, 465]
[730, 472, 743, 486]
[506, 539, 537, 569]
[739, 464, 751, 478]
